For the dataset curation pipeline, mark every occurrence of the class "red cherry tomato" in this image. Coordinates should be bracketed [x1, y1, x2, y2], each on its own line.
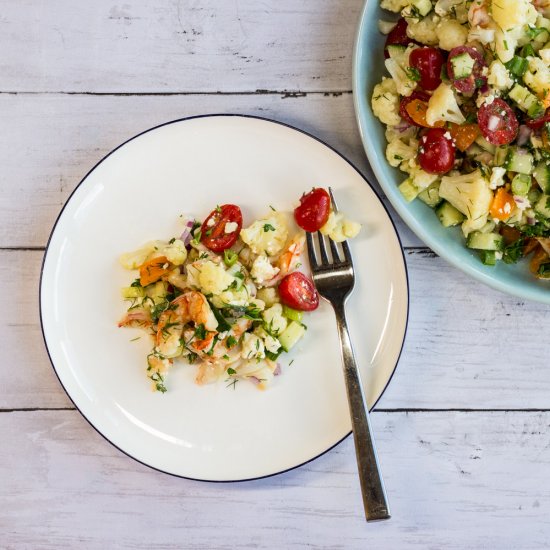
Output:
[399, 91, 431, 126]
[526, 109, 550, 130]
[447, 46, 487, 95]
[384, 18, 413, 58]
[294, 188, 331, 232]
[409, 47, 445, 91]
[418, 128, 456, 174]
[278, 272, 319, 311]
[200, 204, 243, 252]
[477, 98, 519, 146]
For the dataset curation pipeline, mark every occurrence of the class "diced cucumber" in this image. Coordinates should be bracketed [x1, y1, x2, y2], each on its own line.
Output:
[278, 321, 306, 352]
[399, 178, 420, 202]
[479, 250, 497, 266]
[505, 147, 534, 174]
[528, 187, 542, 204]
[436, 201, 465, 227]
[511, 173, 532, 196]
[478, 220, 496, 234]
[508, 84, 545, 119]
[146, 281, 168, 303]
[475, 135, 496, 154]
[534, 161, 550, 193]
[466, 231, 505, 251]
[282, 305, 303, 323]
[535, 194, 550, 219]
[410, 0, 432, 16]
[450, 52, 475, 78]
[121, 286, 146, 299]
[417, 181, 442, 208]
[494, 146, 509, 167]
[505, 56, 529, 77]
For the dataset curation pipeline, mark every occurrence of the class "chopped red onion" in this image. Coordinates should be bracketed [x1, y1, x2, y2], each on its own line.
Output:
[249, 376, 260, 385]
[527, 216, 536, 225]
[273, 363, 282, 376]
[180, 218, 196, 248]
[517, 125, 532, 146]
[396, 120, 412, 133]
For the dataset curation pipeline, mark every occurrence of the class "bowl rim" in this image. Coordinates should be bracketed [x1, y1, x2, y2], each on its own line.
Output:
[352, 0, 550, 305]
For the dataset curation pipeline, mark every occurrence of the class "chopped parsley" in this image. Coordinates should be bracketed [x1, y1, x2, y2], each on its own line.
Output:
[263, 223, 276, 232]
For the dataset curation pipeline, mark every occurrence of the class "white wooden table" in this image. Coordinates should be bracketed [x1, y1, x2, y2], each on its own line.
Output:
[2, 1, 550, 548]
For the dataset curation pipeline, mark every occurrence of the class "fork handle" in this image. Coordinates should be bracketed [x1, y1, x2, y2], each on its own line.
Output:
[332, 300, 390, 522]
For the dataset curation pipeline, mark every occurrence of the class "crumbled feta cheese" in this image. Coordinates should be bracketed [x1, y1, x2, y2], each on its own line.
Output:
[206, 218, 216, 227]
[262, 303, 287, 335]
[503, 202, 512, 214]
[264, 334, 281, 354]
[224, 221, 238, 233]
[251, 254, 279, 285]
[489, 167, 506, 190]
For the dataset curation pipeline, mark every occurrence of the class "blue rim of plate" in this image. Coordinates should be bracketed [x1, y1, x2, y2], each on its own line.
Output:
[353, 0, 550, 305]
[39, 113, 410, 483]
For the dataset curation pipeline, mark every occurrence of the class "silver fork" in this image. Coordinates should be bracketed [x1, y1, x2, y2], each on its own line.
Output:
[305, 188, 390, 522]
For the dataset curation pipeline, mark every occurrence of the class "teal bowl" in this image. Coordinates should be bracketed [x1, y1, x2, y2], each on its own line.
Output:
[353, 1, 550, 304]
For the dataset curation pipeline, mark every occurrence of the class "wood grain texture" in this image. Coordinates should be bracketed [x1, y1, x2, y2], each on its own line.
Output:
[5, 249, 550, 410]
[2, 410, 549, 549]
[0, 0, 361, 93]
[0, 92, 421, 248]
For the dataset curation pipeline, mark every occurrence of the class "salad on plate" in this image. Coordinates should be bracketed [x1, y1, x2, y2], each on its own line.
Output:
[118, 188, 360, 392]
[371, 0, 550, 278]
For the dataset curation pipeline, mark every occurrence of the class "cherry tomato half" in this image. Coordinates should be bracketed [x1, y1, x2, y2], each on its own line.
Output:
[447, 46, 487, 95]
[294, 188, 331, 232]
[477, 98, 519, 146]
[399, 91, 431, 126]
[384, 18, 413, 58]
[526, 109, 550, 130]
[278, 272, 319, 311]
[418, 128, 456, 174]
[409, 47, 445, 91]
[200, 204, 243, 252]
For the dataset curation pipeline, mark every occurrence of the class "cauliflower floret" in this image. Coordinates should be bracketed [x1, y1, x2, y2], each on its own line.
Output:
[320, 212, 361, 242]
[467, 25, 496, 45]
[436, 19, 468, 50]
[253, 326, 282, 354]
[250, 254, 279, 286]
[494, 28, 517, 63]
[380, 0, 410, 12]
[487, 60, 514, 92]
[491, 0, 533, 30]
[198, 261, 234, 296]
[241, 333, 265, 360]
[211, 286, 250, 308]
[160, 239, 187, 266]
[119, 241, 162, 270]
[439, 170, 493, 224]
[539, 48, 550, 65]
[240, 211, 288, 256]
[371, 78, 401, 126]
[385, 124, 418, 144]
[524, 56, 550, 97]
[385, 45, 417, 96]
[386, 138, 418, 168]
[406, 13, 440, 46]
[426, 83, 466, 126]
[262, 303, 287, 336]
[435, 0, 468, 22]
[256, 287, 280, 307]
[408, 166, 440, 191]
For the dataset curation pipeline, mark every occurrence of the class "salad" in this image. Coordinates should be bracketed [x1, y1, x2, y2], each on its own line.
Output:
[118, 188, 360, 392]
[371, 0, 550, 278]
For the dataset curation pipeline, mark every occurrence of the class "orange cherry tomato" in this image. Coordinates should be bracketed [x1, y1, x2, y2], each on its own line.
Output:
[139, 256, 171, 287]
[405, 99, 445, 128]
[448, 123, 480, 152]
[490, 188, 516, 221]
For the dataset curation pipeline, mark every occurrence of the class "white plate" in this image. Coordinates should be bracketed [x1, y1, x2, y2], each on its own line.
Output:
[40, 115, 408, 481]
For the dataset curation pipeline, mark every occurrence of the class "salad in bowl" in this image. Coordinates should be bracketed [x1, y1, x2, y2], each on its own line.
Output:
[371, 0, 550, 278]
[118, 188, 360, 393]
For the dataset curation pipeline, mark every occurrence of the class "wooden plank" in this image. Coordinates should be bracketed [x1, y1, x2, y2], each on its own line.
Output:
[5, 249, 550, 410]
[0, 0, 361, 93]
[2, 410, 549, 548]
[0, 92, 420, 248]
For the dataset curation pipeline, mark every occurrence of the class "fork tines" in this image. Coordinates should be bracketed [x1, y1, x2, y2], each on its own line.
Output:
[306, 228, 353, 269]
